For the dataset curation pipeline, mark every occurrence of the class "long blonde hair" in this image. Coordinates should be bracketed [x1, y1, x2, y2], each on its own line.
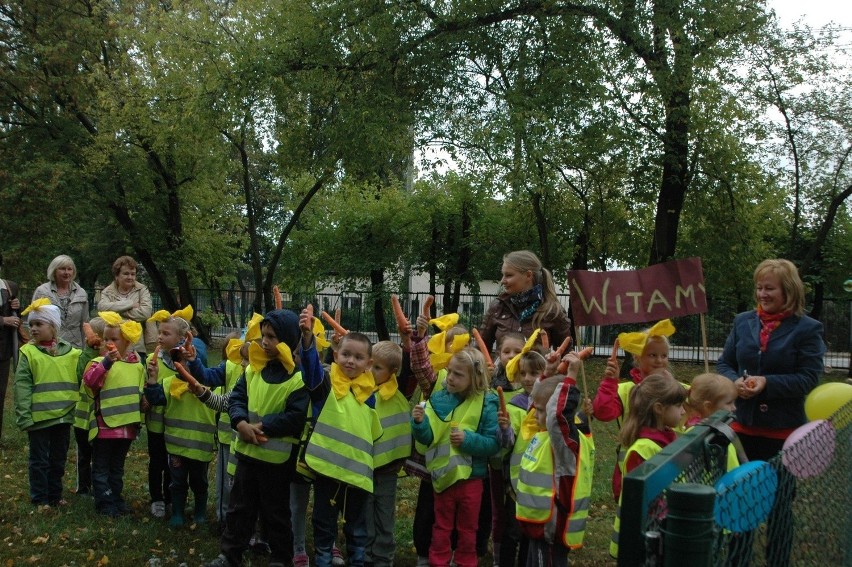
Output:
[620, 374, 687, 448]
[502, 250, 564, 328]
[451, 347, 491, 396]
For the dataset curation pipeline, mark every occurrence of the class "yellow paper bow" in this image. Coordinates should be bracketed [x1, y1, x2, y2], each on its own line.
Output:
[21, 297, 52, 316]
[243, 313, 264, 342]
[147, 305, 194, 324]
[426, 313, 470, 370]
[170, 377, 189, 399]
[521, 408, 541, 440]
[97, 311, 142, 346]
[247, 340, 295, 374]
[225, 338, 246, 365]
[617, 319, 676, 357]
[313, 317, 330, 352]
[376, 373, 399, 401]
[330, 363, 376, 403]
[506, 328, 542, 383]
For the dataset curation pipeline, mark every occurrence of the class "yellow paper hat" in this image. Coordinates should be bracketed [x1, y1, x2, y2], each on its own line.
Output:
[313, 317, 330, 352]
[426, 313, 470, 370]
[21, 297, 52, 316]
[243, 313, 264, 342]
[617, 319, 676, 357]
[148, 305, 194, 324]
[98, 311, 143, 346]
[225, 338, 246, 365]
[506, 328, 541, 383]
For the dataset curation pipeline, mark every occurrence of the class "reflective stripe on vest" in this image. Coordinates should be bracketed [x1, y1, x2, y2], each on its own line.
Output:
[146, 358, 176, 433]
[515, 432, 555, 523]
[610, 438, 663, 558]
[419, 392, 484, 493]
[21, 344, 80, 423]
[216, 360, 243, 445]
[507, 404, 532, 495]
[233, 368, 303, 464]
[564, 431, 594, 549]
[88, 358, 144, 441]
[163, 376, 217, 461]
[305, 391, 378, 493]
[372, 392, 412, 468]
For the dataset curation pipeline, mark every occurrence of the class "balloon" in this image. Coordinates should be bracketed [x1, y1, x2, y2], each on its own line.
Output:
[714, 460, 778, 533]
[804, 382, 852, 422]
[782, 420, 835, 479]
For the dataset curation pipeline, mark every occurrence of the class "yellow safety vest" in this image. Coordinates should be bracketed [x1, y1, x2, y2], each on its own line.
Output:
[147, 357, 177, 434]
[163, 376, 217, 462]
[305, 389, 381, 493]
[416, 392, 484, 493]
[610, 437, 664, 558]
[87, 357, 144, 441]
[506, 404, 531, 495]
[20, 344, 81, 424]
[233, 367, 304, 464]
[216, 361, 244, 445]
[372, 390, 412, 469]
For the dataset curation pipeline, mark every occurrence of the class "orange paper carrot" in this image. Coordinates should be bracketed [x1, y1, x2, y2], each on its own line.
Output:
[391, 294, 411, 334]
[334, 308, 341, 325]
[321, 310, 349, 336]
[471, 328, 494, 367]
[106, 341, 117, 354]
[497, 386, 507, 415]
[554, 335, 572, 357]
[610, 338, 620, 361]
[540, 330, 550, 350]
[173, 361, 202, 390]
[273, 285, 283, 309]
[556, 346, 594, 374]
[422, 295, 434, 319]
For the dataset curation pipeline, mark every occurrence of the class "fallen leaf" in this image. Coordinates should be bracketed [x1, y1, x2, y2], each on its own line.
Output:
[87, 549, 95, 561]
[97, 555, 109, 566]
[31, 535, 49, 544]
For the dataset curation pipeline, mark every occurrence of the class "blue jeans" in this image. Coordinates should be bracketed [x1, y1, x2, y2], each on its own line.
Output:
[27, 423, 71, 505]
[168, 454, 209, 516]
[91, 438, 132, 514]
[313, 475, 368, 567]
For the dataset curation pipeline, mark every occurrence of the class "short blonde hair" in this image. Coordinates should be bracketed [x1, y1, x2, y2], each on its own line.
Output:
[372, 341, 402, 372]
[451, 347, 491, 396]
[754, 259, 806, 316]
[685, 373, 737, 416]
[47, 255, 76, 282]
[531, 375, 564, 409]
[88, 317, 106, 339]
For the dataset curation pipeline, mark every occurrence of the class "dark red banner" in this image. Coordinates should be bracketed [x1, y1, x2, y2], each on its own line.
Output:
[567, 257, 707, 326]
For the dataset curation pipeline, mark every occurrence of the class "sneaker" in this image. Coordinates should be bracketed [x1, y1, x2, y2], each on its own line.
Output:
[151, 500, 166, 518]
[332, 547, 345, 567]
[205, 554, 234, 567]
[293, 552, 309, 567]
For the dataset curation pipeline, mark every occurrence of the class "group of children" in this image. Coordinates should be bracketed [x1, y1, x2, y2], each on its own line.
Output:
[13, 293, 743, 567]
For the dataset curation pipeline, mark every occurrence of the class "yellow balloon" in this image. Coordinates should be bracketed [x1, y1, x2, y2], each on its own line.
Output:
[804, 382, 852, 425]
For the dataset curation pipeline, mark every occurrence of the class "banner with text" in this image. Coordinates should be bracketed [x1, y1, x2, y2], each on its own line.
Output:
[567, 257, 707, 326]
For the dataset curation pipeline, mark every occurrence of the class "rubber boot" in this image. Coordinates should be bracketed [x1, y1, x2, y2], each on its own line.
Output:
[194, 492, 208, 525]
[170, 491, 187, 528]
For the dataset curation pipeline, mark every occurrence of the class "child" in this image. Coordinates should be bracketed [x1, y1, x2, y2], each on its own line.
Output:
[14, 298, 82, 507]
[74, 316, 107, 496]
[495, 340, 547, 567]
[515, 357, 594, 566]
[81, 311, 145, 516]
[206, 309, 310, 567]
[144, 306, 195, 518]
[609, 373, 687, 559]
[365, 341, 411, 567]
[683, 373, 740, 471]
[592, 319, 675, 499]
[299, 310, 383, 567]
[490, 332, 526, 391]
[411, 338, 499, 567]
[144, 305, 216, 527]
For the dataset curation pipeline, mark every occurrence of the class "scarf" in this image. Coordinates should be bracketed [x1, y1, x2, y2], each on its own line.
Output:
[757, 306, 791, 352]
[510, 284, 543, 323]
[247, 340, 295, 374]
[330, 363, 375, 403]
[521, 408, 541, 440]
[375, 374, 399, 401]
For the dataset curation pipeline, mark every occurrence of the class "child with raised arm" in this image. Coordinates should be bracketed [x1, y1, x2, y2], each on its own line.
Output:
[81, 312, 145, 516]
[298, 309, 383, 567]
[410, 332, 499, 567]
[365, 341, 411, 567]
[205, 309, 309, 567]
[14, 299, 83, 508]
[592, 319, 675, 499]
[610, 373, 687, 559]
[515, 353, 594, 567]
[494, 337, 547, 567]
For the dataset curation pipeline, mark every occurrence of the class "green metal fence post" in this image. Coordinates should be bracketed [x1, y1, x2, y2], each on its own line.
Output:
[663, 483, 716, 567]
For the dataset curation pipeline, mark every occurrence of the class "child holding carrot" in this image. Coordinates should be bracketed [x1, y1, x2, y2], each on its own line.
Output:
[515, 354, 594, 566]
[609, 373, 687, 558]
[73, 317, 107, 497]
[410, 328, 500, 567]
[81, 311, 145, 516]
[14, 299, 83, 508]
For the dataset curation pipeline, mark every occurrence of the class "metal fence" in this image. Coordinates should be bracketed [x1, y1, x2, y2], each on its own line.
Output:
[618, 401, 852, 566]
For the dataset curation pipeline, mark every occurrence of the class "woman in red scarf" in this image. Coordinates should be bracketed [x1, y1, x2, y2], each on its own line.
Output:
[717, 259, 825, 565]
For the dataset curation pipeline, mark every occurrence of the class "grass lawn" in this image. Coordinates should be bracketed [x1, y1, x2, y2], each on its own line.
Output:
[0, 357, 843, 566]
